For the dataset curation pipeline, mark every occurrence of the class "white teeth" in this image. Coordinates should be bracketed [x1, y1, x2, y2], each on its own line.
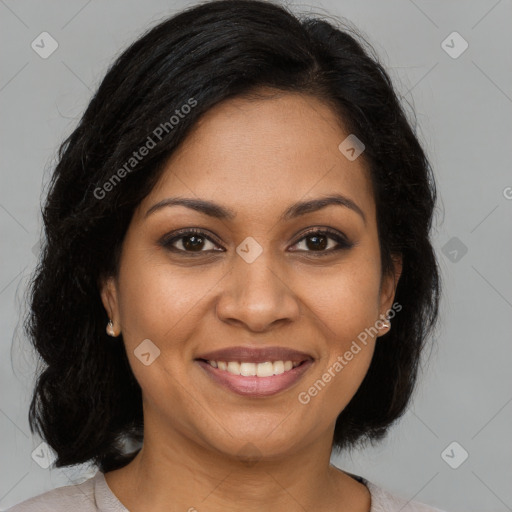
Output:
[206, 360, 302, 376]
[273, 361, 284, 375]
[227, 361, 240, 375]
[255, 361, 274, 377]
[240, 362, 256, 376]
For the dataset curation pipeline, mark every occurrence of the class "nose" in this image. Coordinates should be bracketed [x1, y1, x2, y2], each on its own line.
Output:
[215, 250, 301, 333]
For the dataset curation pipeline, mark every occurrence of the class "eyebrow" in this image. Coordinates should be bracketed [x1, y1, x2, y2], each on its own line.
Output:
[145, 193, 366, 225]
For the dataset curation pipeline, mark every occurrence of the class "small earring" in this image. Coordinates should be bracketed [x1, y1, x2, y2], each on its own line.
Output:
[381, 319, 391, 330]
[106, 319, 117, 337]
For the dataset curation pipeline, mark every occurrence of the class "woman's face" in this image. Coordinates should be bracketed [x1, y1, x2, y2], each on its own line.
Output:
[101, 90, 401, 460]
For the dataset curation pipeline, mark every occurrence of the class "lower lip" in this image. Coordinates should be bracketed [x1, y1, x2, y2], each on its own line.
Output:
[195, 359, 314, 397]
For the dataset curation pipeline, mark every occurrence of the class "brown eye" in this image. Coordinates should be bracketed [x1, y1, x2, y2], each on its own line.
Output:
[160, 227, 353, 257]
[290, 229, 353, 255]
[177, 233, 208, 251]
[160, 229, 222, 253]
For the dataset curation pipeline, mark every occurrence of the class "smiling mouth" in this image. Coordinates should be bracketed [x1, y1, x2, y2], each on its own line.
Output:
[196, 359, 307, 377]
[195, 357, 313, 397]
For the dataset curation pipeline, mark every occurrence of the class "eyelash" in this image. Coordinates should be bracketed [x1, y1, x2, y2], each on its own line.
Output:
[159, 227, 354, 257]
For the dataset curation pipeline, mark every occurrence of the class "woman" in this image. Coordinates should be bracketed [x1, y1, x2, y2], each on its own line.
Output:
[9, 0, 446, 510]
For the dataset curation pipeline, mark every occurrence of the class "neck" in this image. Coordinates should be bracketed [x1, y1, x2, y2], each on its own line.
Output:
[104, 416, 370, 512]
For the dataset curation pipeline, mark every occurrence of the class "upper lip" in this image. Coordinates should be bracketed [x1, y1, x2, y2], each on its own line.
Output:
[195, 346, 314, 364]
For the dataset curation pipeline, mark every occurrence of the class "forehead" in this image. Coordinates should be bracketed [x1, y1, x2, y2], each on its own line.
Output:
[136, 91, 375, 224]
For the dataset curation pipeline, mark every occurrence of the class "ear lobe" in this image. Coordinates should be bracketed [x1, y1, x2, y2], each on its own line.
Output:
[99, 275, 119, 321]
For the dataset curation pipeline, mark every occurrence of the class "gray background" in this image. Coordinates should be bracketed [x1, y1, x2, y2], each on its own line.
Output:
[1, 1, 511, 511]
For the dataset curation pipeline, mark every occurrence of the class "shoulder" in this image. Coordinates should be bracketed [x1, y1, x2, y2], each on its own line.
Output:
[6, 473, 98, 512]
[363, 478, 448, 512]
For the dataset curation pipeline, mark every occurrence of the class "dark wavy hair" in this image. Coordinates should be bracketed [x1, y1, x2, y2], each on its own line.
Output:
[22, 0, 441, 473]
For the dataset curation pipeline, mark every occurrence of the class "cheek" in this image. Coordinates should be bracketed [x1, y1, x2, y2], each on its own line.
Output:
[296, 257, 380, 409]
[114, 259, 199, 410]
[303, 255, 382, 337]
[115, 250, 225, 390]
[117, 252, 201, 340]
[296, 326, 376, 427]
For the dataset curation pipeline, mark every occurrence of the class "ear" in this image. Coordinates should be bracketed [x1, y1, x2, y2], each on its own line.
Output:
[378, 253, 402, 315]
[99, 274, 120, 325]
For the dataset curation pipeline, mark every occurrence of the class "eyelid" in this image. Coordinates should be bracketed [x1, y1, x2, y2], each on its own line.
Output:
[159, 226, 353, 254]
[291, 227, 351, 247]
[159, 227, 223, 252]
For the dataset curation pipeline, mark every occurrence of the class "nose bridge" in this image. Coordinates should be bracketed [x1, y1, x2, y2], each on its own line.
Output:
[216, 240, 299, 331]
[233, 240, 286, 305]
[237, 245, 281, 294]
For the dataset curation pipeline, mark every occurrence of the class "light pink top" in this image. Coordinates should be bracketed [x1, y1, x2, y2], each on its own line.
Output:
[7, 470, 448, 511]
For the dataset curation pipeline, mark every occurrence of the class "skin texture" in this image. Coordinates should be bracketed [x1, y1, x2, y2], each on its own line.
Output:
[100, 89, 402, 512]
